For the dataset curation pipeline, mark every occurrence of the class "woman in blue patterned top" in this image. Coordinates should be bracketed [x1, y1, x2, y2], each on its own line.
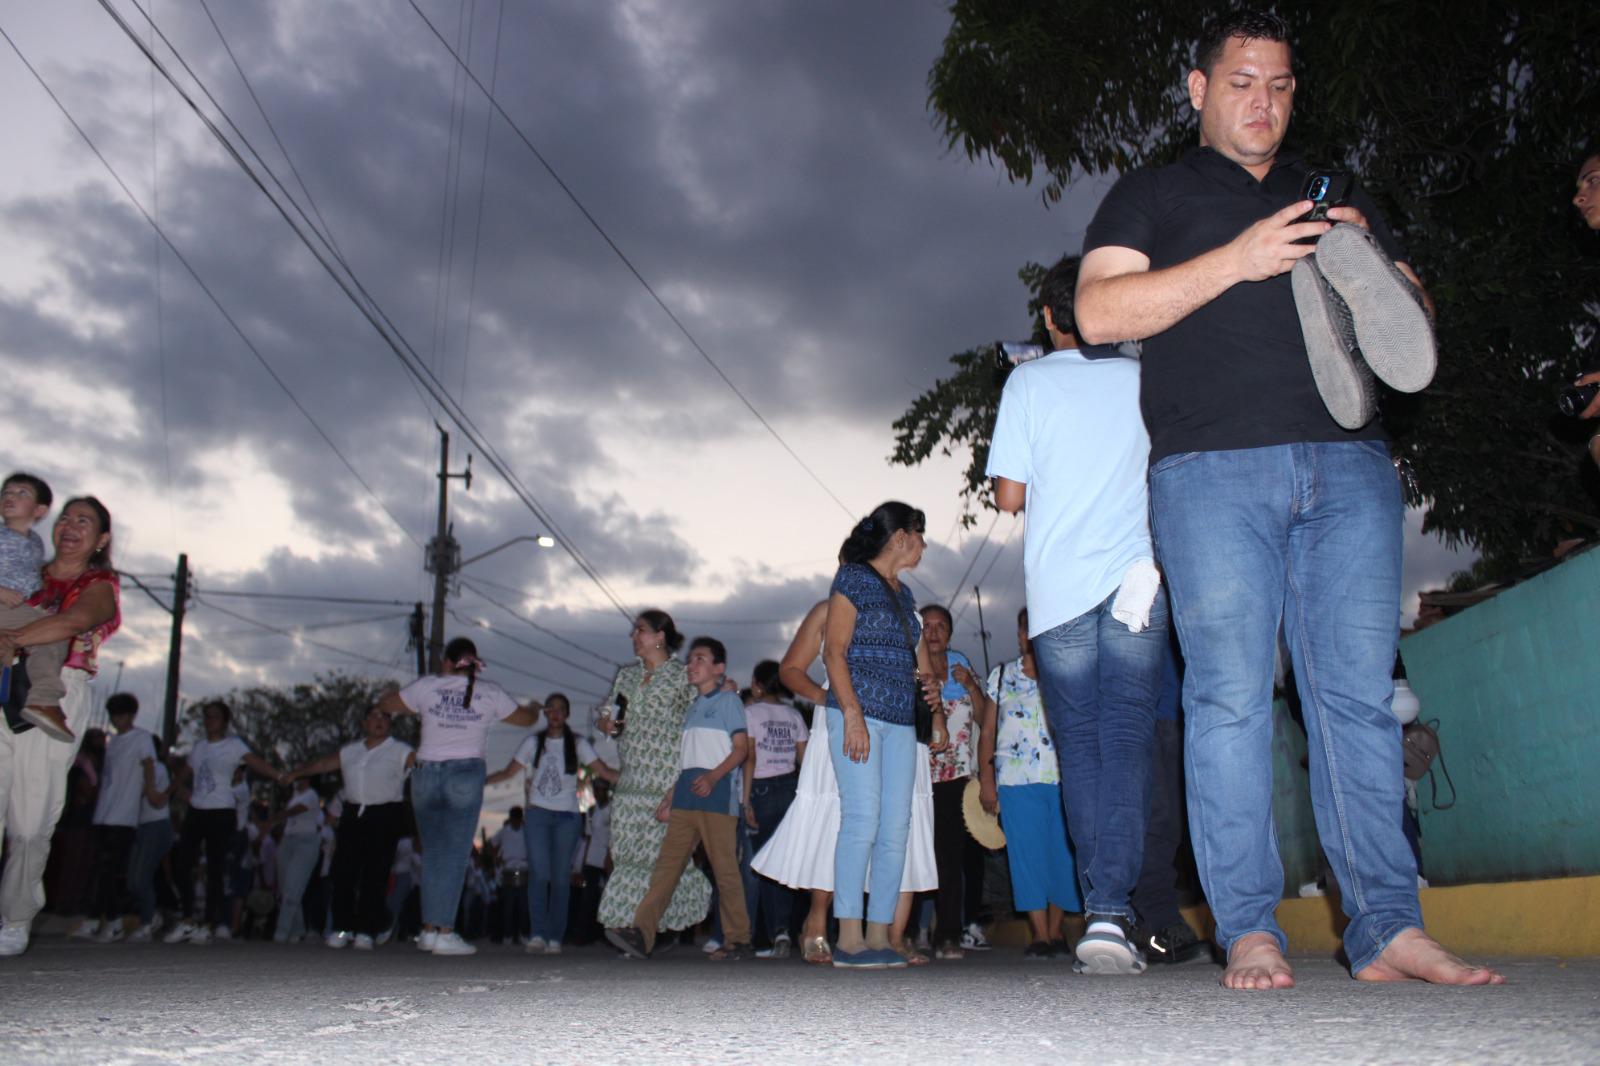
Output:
[821, 500, 944, 968]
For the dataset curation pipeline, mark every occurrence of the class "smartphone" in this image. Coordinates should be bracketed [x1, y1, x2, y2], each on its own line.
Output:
[1301, 170, 1353, 222]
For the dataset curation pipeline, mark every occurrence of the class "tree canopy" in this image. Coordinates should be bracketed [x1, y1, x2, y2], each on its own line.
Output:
[897, 0, 1600, 565]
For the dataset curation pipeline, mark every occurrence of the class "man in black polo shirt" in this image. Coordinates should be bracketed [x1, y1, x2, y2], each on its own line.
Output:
[1075, 10, 1503, 991]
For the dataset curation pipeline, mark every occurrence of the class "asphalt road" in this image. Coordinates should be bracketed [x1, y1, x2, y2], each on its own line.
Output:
[0, 937, 1594, 1065]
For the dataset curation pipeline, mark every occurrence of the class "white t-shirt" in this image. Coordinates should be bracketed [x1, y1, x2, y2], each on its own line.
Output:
[338, 736, 412, 806]
[139, 762, 172, 825]
[744, 702, 809, 779]
[93, 726, 157, 827]
[283, 785, 322, 837]
[490, 823, 527, 870]
[188, 736, 252, 811]
[513, 733, 597, 813]
[985, 348, 1153, 638]
[399, 674, 520, 761]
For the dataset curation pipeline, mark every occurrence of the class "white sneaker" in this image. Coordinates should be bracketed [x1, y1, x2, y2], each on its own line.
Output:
[325, 931, 353, 950]
[1297, 880, 1327, 898]
[128, 924, 155, 943]
[544, 941, 562, 955]
[353, 934, 375, 951]
[701, 937, 722, 955]
[163, 920, 198, 944]
[96, 922, 126, 944]
[416, 929, 439, 952]
[148, 913, 166, 937]
[430, 931, 477, 956]
[0, 921, 30, 957]
[211, 926, 233, 942]
[961, 922, 992, 951]
[525, 936, 547, 954]
[376, 926, 394, 946]
[71, 919, 101, 941]
[188, 926, 213, 946]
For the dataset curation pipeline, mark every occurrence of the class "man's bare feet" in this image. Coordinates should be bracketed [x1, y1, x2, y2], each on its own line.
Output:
[1355, 928, 1505, 985]
[1223, 932, 1296, 991]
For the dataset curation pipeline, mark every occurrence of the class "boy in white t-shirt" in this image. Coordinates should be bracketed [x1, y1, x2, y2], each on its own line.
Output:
[986, 259, 1168, 976]
[606, 637, 751, 961]
[77, 693, 156, 941]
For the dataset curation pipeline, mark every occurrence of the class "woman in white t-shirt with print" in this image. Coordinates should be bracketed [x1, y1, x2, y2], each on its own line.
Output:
[487, 693, 618, 953]
[270, 782, 324, 943]
[378, 636, 539, 956]
[164, 701, 286, 945]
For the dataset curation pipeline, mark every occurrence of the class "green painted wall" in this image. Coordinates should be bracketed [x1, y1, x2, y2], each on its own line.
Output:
[1399, 547, 1600, 884]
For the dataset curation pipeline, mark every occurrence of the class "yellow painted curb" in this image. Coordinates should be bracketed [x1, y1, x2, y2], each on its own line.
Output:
[989, 875, 1600, 957]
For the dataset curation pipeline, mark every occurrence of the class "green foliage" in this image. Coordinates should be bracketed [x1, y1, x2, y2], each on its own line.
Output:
[907, 0, 1600, 563]
[183, 672, 410, 777]
[890, 262, 1055, 523]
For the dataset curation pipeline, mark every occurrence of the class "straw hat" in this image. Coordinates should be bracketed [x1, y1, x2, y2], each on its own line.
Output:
[962, 777, 1005, 850]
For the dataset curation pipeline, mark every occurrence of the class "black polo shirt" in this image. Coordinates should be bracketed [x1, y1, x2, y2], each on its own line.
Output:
[1083, 147, 1407, 462]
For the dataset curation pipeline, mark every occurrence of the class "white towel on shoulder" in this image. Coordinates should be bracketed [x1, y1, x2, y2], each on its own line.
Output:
[1111, 558, 1162, 634]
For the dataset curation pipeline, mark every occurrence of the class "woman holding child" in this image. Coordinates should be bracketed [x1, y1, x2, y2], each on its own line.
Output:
[0, 495, 121, 957]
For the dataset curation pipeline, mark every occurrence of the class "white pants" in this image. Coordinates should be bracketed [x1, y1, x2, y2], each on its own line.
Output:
[0, 670, 93, 926]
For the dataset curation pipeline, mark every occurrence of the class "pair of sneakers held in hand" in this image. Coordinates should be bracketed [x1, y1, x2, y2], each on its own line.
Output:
[1293, 222, 1437, 430]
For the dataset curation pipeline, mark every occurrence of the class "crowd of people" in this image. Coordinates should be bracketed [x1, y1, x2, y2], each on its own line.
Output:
[6, 9, 1596, 991]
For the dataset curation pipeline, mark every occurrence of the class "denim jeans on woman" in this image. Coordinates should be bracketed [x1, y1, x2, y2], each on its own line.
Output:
[827, 707, 916, 924]
[1150, 441, 1420, 973]
[524, 806, 583, 943]
[1032, 589, 1168, 919]
[411, 758, 486, 929]
[274, 831, 323, 941]
[128, 818, 174, 926]
[744, 771, 799, 940]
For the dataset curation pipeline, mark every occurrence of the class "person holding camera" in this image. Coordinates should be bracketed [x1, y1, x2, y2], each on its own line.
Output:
[1073, 9, 1500, 990]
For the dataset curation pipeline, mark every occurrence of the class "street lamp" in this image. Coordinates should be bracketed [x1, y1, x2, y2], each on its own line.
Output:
[458, 534, 557, 569]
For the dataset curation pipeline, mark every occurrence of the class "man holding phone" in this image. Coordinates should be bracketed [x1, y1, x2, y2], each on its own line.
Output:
[1075, 9, 1502, 991]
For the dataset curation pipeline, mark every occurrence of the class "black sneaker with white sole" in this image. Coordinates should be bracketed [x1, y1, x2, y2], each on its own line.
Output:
[1293, 256, 1379, 430]
[603, 926, 650, 960]
[1314, 223, 1436, 394]
[1074, 913, 1148, 975]
[1142, 921, 1216, 966]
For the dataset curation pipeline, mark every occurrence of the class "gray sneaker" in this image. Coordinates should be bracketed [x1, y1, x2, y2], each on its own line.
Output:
[1313, 223, 1436, 394]
[1074, 914, 1148, 976]
[1293, 255, 1378, 429]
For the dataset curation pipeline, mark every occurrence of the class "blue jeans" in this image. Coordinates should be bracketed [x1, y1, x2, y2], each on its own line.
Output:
[524, 807, 583, 943]
[828, 708, 916, 924]
[745, 772, 799, 939]
[1032, 589, 1168, 918]
[1150, 441, 1419, 972]
[411, 758, 486, 929]
[274, 832, 323, 941]
[128, 819, 174, 926]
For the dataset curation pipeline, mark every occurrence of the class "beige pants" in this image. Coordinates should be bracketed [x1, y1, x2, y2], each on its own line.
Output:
[633, 807, 749, 952]
[0, 603, 66, 708]
[0, 668, 90, 926]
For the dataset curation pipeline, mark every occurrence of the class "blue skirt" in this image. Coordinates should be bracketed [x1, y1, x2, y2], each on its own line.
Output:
[998, 782, 1082, 913]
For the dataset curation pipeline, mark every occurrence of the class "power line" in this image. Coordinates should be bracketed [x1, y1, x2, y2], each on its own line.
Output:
[447, 607, 616, 684]
[459, 579, 622, 670]
[403, 0, 858, 520]
[952, 516, 1019, 627]
[203, 610, 411, 641]
[0, 14, 427, 554]
[190, 596, 408, 671]
[101, 0, 632, 619]
[457, 0, 505, 407]
[943, 509, 1001, 608]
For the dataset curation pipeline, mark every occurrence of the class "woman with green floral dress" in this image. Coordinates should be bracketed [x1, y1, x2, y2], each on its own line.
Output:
[595, 610, 710, 934]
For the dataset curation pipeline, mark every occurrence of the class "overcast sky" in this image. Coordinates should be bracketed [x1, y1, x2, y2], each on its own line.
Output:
[0, 0, 1471, 770]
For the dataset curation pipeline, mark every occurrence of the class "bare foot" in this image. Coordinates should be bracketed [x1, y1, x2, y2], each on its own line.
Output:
[1355, 928, 1505, 985]
[1222, 932, 1296, 991]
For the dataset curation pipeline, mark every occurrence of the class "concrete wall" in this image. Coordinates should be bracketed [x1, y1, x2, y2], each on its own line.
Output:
[1400, 547, 1600, 884]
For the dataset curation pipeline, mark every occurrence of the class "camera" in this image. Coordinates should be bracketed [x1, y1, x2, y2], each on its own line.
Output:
[1558, 377, 1599, 418]
[1300, 170, 1352, 223]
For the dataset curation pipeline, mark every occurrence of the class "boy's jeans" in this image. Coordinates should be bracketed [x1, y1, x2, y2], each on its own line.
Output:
[827, 708, 916, 925]
[1032, 590, 1168, 919]
[411, 758, 486, 929]
[1150, 441, 1420, 973]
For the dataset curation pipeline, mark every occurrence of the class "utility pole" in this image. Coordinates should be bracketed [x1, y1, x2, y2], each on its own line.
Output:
[973, 584, 992, 679]
[425, 426, 471, 673]
[409, 602, 427, 677]
[161, 553, 189, 746]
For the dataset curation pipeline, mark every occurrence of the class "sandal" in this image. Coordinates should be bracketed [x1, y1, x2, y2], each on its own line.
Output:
[709, 942, 752, 962]
[801, 935, 831, 965]
[935, 941, 966, 961]
[894, 939, 930, 967]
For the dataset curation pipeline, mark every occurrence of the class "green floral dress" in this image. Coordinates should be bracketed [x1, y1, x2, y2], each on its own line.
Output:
[596, 657, 711, 931]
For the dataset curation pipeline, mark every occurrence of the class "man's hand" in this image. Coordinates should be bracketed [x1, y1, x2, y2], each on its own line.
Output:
[1324, 204, 1370, 231]
[690, 772, 719, 797]
[743, 802, 758, 831]
[1230, 200, 1328, 282]
[1577, 371, 1600, 420]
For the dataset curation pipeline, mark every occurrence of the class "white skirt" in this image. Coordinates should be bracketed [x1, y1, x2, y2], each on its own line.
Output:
[751, 705, 937, 893]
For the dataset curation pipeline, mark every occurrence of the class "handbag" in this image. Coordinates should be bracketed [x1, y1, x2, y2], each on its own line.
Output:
[864, 566, 935, 744]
